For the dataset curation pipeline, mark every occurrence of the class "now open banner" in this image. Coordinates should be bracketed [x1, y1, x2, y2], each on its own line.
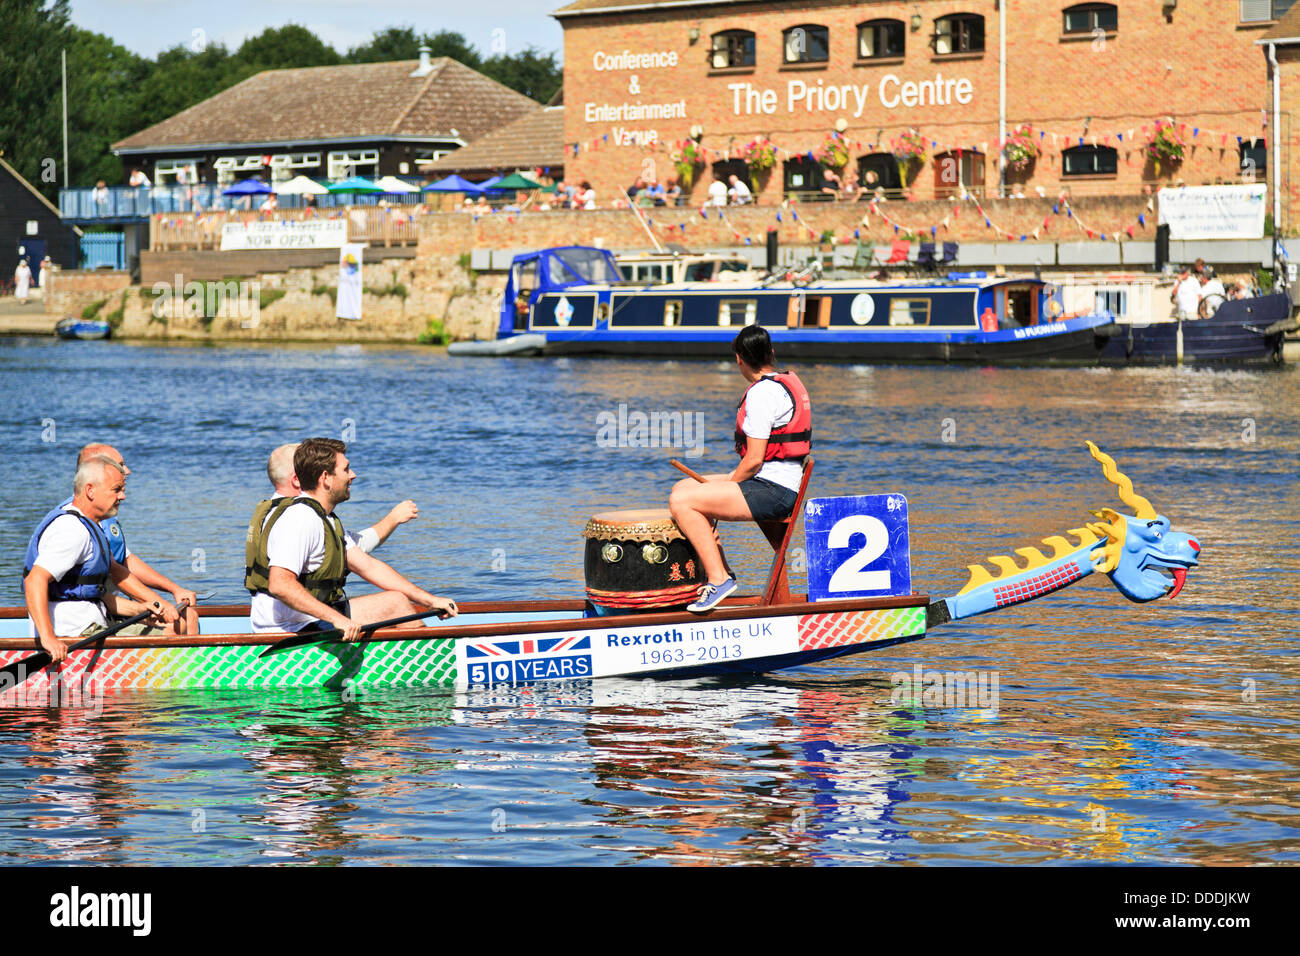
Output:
[1157, 184, 1267, 240]
[220, 219, 347, 251]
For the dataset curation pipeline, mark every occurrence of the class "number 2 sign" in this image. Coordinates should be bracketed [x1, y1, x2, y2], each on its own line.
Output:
[804, 495, 911, 601]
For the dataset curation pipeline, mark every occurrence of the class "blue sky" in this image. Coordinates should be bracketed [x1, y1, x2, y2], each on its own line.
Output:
[69, 1, 564, 60]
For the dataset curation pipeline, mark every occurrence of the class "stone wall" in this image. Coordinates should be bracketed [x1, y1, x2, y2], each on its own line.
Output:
[44, 269, 132, 318]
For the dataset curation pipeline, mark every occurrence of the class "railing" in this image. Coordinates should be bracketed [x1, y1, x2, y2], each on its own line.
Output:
[79, 233, 126, 270]
[150, 206, 423, 251]
[60, 184, 434, 221]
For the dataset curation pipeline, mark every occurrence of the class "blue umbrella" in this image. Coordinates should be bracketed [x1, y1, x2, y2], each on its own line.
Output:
[423, 174, 484, 194]
[478, 175, 509, 192]
[222, 179, 272, 195]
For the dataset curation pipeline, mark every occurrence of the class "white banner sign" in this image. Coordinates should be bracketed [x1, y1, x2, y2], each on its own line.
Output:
[336, 243, 363, 321]
[1157, 184, 1267, 240]
[220, 219, 347, 251]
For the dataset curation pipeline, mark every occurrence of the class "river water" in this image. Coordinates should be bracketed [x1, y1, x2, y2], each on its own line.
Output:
[0, 337, 1296, 865]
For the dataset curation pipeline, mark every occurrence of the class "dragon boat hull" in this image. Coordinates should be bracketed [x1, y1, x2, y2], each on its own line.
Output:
[0, 596, 929, 703]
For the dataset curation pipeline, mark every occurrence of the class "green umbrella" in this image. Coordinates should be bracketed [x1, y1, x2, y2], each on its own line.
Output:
[327, 176, 383, 194]
[490, 172, 543, 190]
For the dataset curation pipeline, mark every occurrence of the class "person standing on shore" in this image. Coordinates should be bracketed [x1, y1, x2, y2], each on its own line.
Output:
[14, 258, 31, 304]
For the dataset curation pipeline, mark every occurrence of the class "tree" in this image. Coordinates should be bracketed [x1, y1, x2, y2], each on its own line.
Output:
[481, 47, 561, 103]
[65, 26, 149, 186]
[0, 0, 71, 195]
[347, 27, 483, 70]
[236, 24, 342, 72]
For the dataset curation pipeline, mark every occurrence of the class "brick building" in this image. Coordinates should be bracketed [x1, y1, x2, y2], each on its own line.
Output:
[556, 0, 1290, 222]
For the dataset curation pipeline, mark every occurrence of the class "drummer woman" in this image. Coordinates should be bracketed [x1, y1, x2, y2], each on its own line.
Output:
[669, 325, 811, 613]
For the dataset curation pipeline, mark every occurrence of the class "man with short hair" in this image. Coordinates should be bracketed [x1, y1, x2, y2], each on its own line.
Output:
[707, 173, 728, 207]
[246, 438, 456, 637]
[257, 442, 418, 555]
[62, 443, 198, 634]
[25, 457, 181, 662]
[728, 174, 752, 205]
[1198, 265, 1227, 317]
[1171, 265, 1200, 320]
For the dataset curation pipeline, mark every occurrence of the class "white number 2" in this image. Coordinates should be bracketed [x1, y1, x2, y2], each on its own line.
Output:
[826, 515, 890, 593]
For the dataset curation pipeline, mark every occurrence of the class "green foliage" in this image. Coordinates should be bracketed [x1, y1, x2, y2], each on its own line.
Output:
[81, 298, 106, 320]
[258, 288, 287, 309]
[236, 25, 342, 71]
[480, 47, 562, 103]
[416, 318, 445, 345]
[103, 291, 126, 330]
[1265, 213, 1275, 236]
[1256, 267, 1274, 292]
[312, 284, 338, 304]
[0, 0, 72, 194]
[364, 282, 408, 298]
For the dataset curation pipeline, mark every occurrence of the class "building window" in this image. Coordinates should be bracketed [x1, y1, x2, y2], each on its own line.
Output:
[413, 148, 452, 164]
[1241, 139, 1267, 181]
[1240, 0, 1297, 22]
[783, 24, 830, 64]
[327, 149, 379, 180]
[711, 30, 755, 69]
[857, 154, 904, 198]
[933, 14, 984, 54]
[1063, 145, 1118, 176]
[154, 159, 199, 185]
[1063, 4, 1117, 33]
[783, 156, 825, 198]
[858, 19, 905, 59]
[933, 150, 985, 199]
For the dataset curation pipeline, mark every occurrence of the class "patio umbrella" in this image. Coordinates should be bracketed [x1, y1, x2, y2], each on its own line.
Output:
[222, 179, 273, 196]
[374, 176, 418, 193]
[327, 176, 383, 194]
[275, 175, 328, 195]
[491, 172, 542, 190]
[422, 174, 484, 194]
[477, 175, 505, 192]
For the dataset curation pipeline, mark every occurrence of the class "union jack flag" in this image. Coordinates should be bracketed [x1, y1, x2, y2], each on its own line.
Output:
[465, 635, 591, 658]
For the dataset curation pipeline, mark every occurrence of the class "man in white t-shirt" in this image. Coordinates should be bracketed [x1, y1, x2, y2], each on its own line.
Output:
[259, 443, 418, 555]
[1197, 266, 1227, 317]
[1171, 265, 1200, 320]
[247, 438, 456, 637]
[707, 174, 728, 207]
[727, 175, 752, 205]
[24, 457, 181, 661]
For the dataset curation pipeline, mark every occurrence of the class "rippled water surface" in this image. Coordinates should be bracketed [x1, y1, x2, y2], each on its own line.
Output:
[0, 338, 1296, 865]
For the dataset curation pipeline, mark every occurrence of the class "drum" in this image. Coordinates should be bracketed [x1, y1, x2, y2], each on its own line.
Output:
[582, 509, 705, 612]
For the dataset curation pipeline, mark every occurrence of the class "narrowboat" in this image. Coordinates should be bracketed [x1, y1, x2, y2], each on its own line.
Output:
[484, 245, 1116, 364]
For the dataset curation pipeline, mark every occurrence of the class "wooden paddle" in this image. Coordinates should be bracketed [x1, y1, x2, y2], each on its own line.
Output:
[0, 608, 155, 689]
[671, 458, 707, 483]
[257, 608, 446, 659]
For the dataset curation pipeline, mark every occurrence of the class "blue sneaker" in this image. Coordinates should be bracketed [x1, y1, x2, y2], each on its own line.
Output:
[688, 578, 737, 614]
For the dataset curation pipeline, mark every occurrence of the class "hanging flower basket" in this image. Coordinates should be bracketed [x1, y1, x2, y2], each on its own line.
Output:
[1003, 124, 1040, 172]
[672, 139, 705, 188]
[815, 132, 850, 170]
[741, 137, 777, 172]
[1146, 121, 1186, 177]
[891, 129, 928, 182]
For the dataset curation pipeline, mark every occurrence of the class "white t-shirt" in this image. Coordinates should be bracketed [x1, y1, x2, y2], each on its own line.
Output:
[739, 379, 804, 493]
[1173, 276, 1200, 316]
[29, 505, 109, 637]
[708, 180, 728, 206]
[1199, 279, 1226, 309]
[580, 189, 596, 210]
[729, 180, 752, 204]
[250, 498, 356, 633]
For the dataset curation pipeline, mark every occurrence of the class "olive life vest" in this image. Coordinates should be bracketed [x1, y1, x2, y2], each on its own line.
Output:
[244, 497, 347, 604]
[734, 370, 812, 461]
[23, 506, 113, 602]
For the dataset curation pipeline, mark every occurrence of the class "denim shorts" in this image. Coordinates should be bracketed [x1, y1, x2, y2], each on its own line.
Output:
[739, 477, 799, 521]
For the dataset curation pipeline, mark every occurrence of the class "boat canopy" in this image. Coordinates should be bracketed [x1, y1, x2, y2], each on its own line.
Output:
[540, 246, 623, 285]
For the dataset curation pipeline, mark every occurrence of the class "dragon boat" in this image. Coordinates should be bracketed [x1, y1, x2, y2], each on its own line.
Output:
[0, 444, 1199, 703]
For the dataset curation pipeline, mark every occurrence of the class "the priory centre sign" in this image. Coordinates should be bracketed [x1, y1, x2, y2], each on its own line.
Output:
[582, 45, 976, 145]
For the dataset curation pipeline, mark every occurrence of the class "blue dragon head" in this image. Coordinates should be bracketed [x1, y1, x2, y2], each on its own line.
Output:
[1084, 442, 1201, 602]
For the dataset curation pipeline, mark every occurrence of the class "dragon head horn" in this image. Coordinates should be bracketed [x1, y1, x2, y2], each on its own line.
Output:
[1085, 441, 1157, 520]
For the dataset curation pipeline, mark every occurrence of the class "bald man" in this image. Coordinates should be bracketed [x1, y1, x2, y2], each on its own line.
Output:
[25, 457, 181, 661]
[60, 443, 198, 634]
[259, 443, 417, 555]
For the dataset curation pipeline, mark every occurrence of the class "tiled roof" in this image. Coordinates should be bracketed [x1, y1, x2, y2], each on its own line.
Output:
[420, 107, 566, 174]
[553, 0, 741, 17]
[1259, 6, 1300, 42]
[112, 59, 539, 151]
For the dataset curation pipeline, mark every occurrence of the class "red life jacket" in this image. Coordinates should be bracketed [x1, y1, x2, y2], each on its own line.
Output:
[734, 370, 812, 460]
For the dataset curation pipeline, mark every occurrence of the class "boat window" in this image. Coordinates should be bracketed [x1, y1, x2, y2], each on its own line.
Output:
[889, 298, 931, 326]
[719, 300, 757, 326]
[1094, 288, 1127, 317]
[718, 259, 749, 274]
[619, 264, 635, 280]
[637, 263, 665, 283]
[551, 248, 622, 284]
[664, 300, 683, 326]
[685, 261, 717, 282]
[1004, 287, 1037, 326]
